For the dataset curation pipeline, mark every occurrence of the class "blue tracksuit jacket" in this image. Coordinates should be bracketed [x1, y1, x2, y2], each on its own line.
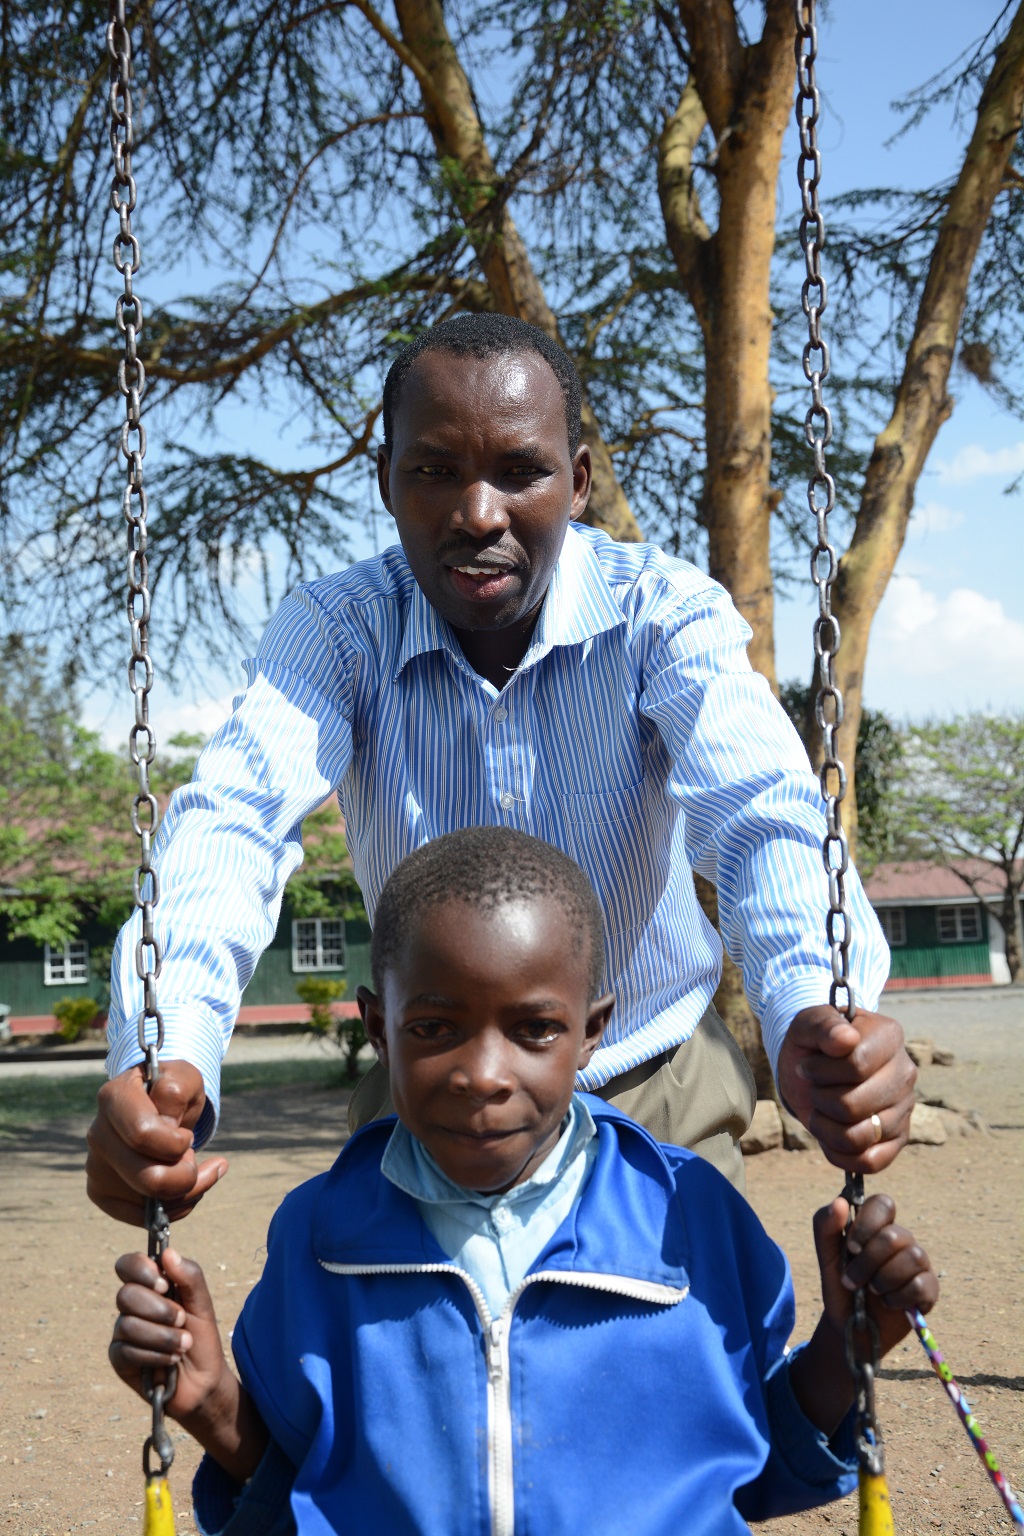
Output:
[195, 1098, 856, 1534]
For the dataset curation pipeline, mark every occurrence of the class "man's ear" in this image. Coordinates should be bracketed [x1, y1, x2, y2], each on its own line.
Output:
[579, 991, 614, 1069]
[377, 444, 395, 517]
[569, 443, 593, 523]
[357, 984, 388, 1065]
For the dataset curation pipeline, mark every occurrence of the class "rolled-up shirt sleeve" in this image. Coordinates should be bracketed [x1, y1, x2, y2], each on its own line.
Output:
[106, 585, 355, 1142]
[637, 571, 890, 1077]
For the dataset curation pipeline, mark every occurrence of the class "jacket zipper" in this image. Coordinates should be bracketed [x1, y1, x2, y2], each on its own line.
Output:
[319, 1260, 688, 1536]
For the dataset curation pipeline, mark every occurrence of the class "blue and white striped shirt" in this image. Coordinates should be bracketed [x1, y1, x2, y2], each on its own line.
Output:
[107, 524, 888, 1136]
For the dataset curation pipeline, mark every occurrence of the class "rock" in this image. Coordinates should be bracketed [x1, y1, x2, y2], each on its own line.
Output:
[907, 1103, 947, 1145]
[935, 1107, 971, 1138]
[905, 1038, 934, 1067]
[779, 1109, 817, 1152]
[741, 1099, 783, 1154]
[931, 1046, 955, 1066]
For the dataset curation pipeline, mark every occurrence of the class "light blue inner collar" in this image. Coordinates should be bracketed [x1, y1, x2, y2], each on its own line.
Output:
[381, 1093, 597, 1209]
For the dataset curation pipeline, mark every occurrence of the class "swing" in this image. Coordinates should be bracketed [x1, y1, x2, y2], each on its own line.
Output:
[104, 2, 1022, 1531]
[794, 3, 1023, 1529]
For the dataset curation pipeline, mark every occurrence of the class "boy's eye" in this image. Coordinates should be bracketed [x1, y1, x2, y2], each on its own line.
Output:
[408, 1019, 456, 1041]
[516, 1019, 564, 1044]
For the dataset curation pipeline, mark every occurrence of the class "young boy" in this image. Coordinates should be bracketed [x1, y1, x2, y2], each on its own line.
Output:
[110, 828, 937, 1535]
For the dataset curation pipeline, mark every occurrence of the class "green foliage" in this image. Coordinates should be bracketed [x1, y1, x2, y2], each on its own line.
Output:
[895, 714, 1024, 869]
[295, 975, 347, 1034]
[778, 681, 903, 871]
[3, 3, 1018, 669]
[287, 804, 365, 920]
[894, 713, 1024, 978]
[0, 640, 200, 949]
[52, 995, 101, 1042]
[295, 973, 365, 1081]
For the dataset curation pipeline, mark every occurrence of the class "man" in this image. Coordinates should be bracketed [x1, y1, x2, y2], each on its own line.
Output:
[87, 314, 915, 1221]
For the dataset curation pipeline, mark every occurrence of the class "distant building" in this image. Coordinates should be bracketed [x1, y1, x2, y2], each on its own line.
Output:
[865, 859, 1023, 989]
[0, 899, 371, 1037]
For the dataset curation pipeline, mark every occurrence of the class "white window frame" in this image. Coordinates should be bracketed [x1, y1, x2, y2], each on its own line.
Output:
[875, 908, 906, 948]
[291, 917, 346, 973]
[43, 940, 90, 986]
[936, 905, 982, 944]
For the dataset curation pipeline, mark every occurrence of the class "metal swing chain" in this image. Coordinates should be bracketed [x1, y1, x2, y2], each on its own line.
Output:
[108, 0, 176, 1481]
[794, 0, 883, 1481]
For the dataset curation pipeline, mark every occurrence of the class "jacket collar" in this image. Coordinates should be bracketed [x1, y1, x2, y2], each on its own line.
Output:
[312, 1096, 691, 1293]
[393, 525, 625, 681]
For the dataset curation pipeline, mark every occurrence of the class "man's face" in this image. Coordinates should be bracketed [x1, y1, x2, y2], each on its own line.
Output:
[377, 349, 592, 679]
[359, 896, 611, 1194]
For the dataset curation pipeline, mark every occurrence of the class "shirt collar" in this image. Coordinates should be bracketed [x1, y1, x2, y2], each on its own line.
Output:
[394, 526, 624, 680]
[381, 1094, 598, 1210]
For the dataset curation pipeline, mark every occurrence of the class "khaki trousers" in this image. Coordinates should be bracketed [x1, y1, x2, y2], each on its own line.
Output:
[347, 1004, 756, 1192]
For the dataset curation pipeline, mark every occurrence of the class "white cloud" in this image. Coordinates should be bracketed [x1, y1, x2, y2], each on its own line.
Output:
[865, 577, 1024, 715]
[907, 500, 964, 537]
[81, 686, 238, 752]
[935, 441, 1024, 485]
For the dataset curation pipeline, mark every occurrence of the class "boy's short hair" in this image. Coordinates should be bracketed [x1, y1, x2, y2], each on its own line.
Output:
[382, 313, 583, 454]
[371, 827, 606, 999]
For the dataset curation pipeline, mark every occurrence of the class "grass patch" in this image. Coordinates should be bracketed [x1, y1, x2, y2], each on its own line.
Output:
[0, 1055, 352, 1135]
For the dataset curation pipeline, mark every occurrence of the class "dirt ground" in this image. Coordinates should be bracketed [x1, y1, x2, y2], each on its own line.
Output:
[2, 991, 1021, 1535]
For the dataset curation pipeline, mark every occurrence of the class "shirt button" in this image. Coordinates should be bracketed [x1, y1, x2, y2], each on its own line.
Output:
[493, 707, 508, 723]
[499, 791, 515, 810]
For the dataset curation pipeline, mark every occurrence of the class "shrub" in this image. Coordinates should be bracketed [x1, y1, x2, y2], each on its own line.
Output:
[295, 976, 346, 1034]
[294, 976, 366, 1081]
[52, 996, 101, 1043]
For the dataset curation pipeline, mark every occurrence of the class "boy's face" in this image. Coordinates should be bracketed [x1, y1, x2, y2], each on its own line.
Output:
[359, 896, 612, 1194]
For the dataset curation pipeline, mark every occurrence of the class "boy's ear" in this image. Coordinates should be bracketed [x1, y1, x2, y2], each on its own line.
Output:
[357, 984, 388, 1065]
[579, 991, 614, 1069]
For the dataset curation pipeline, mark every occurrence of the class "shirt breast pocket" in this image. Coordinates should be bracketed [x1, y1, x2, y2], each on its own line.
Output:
[540, 644, 645, 810]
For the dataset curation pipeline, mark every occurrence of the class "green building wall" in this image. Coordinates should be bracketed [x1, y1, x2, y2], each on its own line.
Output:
[882, 904, 991, 987]
[0, 902, 372, 1024]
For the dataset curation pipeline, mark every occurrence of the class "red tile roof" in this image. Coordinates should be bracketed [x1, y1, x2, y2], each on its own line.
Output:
[865, 858, 1018, 903]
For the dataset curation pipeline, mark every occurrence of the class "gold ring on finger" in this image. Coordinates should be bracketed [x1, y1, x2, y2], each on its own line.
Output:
[870, 1113, 883, 1145]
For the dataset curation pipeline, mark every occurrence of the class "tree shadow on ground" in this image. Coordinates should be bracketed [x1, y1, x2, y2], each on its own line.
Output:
[0, 1081, 355, 1183]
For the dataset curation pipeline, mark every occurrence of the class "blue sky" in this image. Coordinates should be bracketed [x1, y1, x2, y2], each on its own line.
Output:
[82, 0, 1024, 747]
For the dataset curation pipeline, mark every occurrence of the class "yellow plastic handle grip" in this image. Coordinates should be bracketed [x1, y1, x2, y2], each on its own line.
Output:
[143, 1475, 176, 1536]
[859, 1469, 895, 1535]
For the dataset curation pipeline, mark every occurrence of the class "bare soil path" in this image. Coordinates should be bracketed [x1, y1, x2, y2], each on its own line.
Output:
[2, 990, 1021, 1534]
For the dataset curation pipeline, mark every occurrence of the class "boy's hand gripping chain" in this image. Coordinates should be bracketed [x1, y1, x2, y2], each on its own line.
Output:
[108, 2, 176, 1529]
[795, 6, 894, 1530]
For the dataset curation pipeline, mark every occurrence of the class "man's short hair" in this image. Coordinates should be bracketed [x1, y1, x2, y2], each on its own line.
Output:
[370, 826, 606, 999]
[382, 314, 583, 454]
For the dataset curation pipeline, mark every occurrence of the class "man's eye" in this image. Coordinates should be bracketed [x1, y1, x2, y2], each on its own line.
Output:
[415, 465, 451, 477]
[507, 464, 544, 478]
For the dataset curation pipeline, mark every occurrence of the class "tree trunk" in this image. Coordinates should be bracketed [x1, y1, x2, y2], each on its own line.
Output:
[828, 3, 1024, 856]
[1000, 886, 1023, 982]
[663, 0, 796, 688]
[388, 0, 643, 542]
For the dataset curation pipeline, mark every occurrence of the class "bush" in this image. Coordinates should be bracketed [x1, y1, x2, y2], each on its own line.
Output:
[52, 995, 101, 1043]
[294, 976, 366, 1081]
[295, 976, 346, 1033]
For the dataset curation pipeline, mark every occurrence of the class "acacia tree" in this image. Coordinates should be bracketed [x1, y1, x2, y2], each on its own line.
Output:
[896, 714, 1024, 982]
[3, 0, 1024, 853]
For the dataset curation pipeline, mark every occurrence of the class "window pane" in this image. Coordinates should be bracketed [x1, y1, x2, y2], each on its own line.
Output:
[294, 920, 319, 969]
[68, 941, 89, 983]
[319, 921, 345, 969]
[957, 906, 980, 942]
[937, 909, 958, 942]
